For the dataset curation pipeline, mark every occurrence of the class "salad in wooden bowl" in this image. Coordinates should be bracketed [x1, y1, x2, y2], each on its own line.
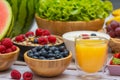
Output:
[35, 0, 113, 36]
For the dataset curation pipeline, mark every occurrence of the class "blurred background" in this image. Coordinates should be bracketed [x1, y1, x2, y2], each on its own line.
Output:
[110, 0, 120, 9]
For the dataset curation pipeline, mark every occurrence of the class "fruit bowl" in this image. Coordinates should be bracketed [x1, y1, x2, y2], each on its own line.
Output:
[107, 53, 120, 76]
[62, 31, 110, 59]
[105, 20, 120, 53]
[0, 47, 20, 71]
[24, 46, 72, 77]
[35, 14, 105, 36]
[12, 28, 64, 61]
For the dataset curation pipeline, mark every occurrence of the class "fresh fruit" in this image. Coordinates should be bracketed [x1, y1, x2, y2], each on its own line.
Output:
[112, 8, 120, 16]
[11, 69, 21, 79]
[0, 0, 12, 40]
[15, 35, 25, 42]
[13, 28, 61, 46]
[7, 0, 36, 38]
[91, 33, 97, 36]
[106, 16, 120, 25]
[27, 45, 69, 60]
[25, 31, 34, 37]
[48, 35, 56, 44]
[110, 53, 120, 65]
[35, 28, 43, 36]
[0, 38, 17, 54]
[1, 38, 13, 48]
[23, 72, 33, 80]
[38, 37, 48, 45]
[106, 20, 120, 38]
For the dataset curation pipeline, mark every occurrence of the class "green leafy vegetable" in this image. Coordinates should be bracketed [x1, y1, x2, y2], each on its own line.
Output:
[36, 0, 113, 21]
[112, 58, 120, 64]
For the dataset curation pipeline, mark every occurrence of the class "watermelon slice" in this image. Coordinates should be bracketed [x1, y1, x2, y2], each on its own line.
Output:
[0, 0, 12, 40]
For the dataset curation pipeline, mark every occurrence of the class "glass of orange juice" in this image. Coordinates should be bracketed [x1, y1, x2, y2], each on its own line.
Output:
[75, 35, 108, 79]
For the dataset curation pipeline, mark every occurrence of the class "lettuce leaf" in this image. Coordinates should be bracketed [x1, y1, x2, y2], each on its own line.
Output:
[36, 0, 113, 21]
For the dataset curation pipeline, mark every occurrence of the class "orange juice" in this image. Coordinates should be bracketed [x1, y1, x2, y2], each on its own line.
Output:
[75, 39, 108, 73]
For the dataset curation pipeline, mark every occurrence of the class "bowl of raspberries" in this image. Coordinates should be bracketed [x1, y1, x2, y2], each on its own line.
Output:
[107, 53, 120, 76]
[24, 45, 72, 77]
[12, 28, 64, 61]
[0, 38, 20, 71]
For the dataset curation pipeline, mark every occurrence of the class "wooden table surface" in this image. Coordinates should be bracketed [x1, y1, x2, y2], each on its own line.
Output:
[0, 59, 120, 80]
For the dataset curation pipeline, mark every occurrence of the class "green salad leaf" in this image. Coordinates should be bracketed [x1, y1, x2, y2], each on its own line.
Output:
[36, 0, 113, 21]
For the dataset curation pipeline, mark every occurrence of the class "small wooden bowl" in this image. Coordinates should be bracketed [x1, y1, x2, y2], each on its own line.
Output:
[24, 52, 72, 77]
[35, 14, 105, 36]
[109, 38, 120, 53]
[0, 47, 20, 71]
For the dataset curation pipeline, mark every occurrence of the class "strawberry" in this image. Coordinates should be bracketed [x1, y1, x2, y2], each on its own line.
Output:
[113, 53, 120, 58]
[110, 60, 114, 65]
[81, 34, 89, 36]
[48, 35, 56, 44]
[25, 31, 34, 37]
[35, 28, 43, 36]
[11, 69, 21, 79]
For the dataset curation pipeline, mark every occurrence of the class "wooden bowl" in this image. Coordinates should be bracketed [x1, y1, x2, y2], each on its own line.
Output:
[0, 47, 20, 71]
[35, 14, 105, 36]
[24, 52, 72, 77]
[109, 38, 120, 53]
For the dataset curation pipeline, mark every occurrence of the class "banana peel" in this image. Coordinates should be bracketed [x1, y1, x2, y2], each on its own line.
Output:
[112, 8, 120, 16]
[106, 16, 120, 25]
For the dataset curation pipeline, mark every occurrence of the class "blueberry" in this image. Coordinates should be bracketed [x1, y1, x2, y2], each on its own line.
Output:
[34, 52, 40, 56]
[48, 50, 53, 53]
[62, 50, 69, 57]
[41, 50, 48, 57]
[54, 50, 60, 54]
[44, 45, 50, 51]
[59, 46, 65, 52]
[48, 57, 55, 60]
[36, 46, 43, 51]
[32, 56, 38, 59]
[91, 33, 97, 36]
[48, 53, 55, 57]
[34, 38, 38, 43]
[32, 48, 37, 53]
[27, 52, 34, 57]
[39, 56, 46, 60]
[50, 46, 56, 51]
[55, 54, 63, 59]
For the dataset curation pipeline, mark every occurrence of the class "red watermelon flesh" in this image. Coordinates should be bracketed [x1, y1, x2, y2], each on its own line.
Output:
[0, 0, 12, 40]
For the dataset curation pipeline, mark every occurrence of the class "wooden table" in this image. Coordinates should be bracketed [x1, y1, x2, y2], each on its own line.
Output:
[0, 60, 120, 80]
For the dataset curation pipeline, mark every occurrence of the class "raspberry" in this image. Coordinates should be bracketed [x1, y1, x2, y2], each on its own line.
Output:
[48, 35, 56, 44]
[0, 45, 6, 53]
[38, 37, 48, 45]
[23, 72, 33, 80]
[42, 30, 51, 36]
[25, 31, 34, 37]
[1, 38, 13, 48]
[35, 28, 43, 36]
[11, 45, 17, 51]
[15, 35, 25, 42]
[11, 69, 21, 79]
[6, 48, 12, 53]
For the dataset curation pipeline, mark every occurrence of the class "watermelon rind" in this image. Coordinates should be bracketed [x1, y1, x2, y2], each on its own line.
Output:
[0, 0, 12, 40]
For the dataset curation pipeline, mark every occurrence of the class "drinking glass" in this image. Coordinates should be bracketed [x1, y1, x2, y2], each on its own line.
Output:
[75, 36, 108, 79]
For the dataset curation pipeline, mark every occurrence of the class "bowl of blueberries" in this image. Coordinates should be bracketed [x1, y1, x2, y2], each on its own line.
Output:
[24, 45, 72, 77]
[62, 31, 110, 59]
